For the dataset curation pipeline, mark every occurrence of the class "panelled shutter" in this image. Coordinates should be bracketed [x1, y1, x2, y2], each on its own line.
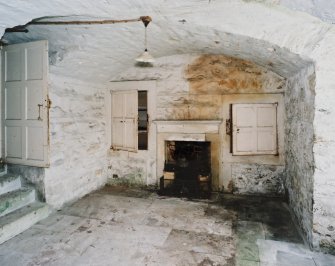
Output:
[2, 40, 49, 167]
[232, 103, 277, 155]
[111, 90, 138, 151]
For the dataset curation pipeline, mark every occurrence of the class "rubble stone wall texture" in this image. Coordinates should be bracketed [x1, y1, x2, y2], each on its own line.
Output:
[0, 0, 334, 252]
[310, 29, 335, 254]
[284, 66, 315, 247]
[43, 74, 108, 208]
[110, 54, 286, 194]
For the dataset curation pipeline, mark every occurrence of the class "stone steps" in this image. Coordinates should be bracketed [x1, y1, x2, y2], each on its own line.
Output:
[0, 187, 36, 217]
[0, 202, 50, 244]
[0, 173, 50, 244]
[0, 174, 21, 195]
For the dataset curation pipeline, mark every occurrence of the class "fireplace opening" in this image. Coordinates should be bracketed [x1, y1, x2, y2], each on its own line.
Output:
[160, 141, 211, 198]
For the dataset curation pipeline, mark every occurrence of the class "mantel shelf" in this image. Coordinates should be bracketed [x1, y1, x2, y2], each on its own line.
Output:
[153, 120, 222, 134]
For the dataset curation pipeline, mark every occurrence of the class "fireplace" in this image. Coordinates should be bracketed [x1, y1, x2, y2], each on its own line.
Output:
[154, 120, 222, 197]
[160, 141, 211, 198]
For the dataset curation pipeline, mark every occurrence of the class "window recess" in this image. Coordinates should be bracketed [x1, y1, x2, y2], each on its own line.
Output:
[111, 90, 148, 151]
[138, 91, 148, 150]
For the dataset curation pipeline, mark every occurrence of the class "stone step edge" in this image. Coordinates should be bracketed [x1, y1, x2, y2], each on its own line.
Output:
[0, 202, 51, 245]
[0, 187, 36, 218]
[0, 174, 21, 195]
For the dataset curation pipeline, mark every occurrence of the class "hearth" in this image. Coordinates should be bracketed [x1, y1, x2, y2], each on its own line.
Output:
[159, 141, 211, 198]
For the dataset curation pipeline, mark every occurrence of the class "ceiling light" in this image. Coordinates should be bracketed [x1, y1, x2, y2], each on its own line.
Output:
[136, 49, 155, 63]
[136, 16, 154, 63]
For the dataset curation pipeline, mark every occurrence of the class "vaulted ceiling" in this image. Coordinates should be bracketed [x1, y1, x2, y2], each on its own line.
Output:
[0, 0, 333, 82]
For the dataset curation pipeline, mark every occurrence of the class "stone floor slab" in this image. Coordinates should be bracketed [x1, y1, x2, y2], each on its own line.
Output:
[0, 186, 334, 266]
[163, 229, 235, 258]
[236, 259, 260, 266]
[276, 250, 316, 266]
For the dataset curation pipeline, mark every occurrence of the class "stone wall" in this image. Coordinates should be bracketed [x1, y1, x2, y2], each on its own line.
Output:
[43, 74, 108, 208]
[312, 31, 335, 253]
[1, 0, 334, 252]
[284, 66, 315, 246]
[231, 164, 285, 195]
[109, 54, 286, 195]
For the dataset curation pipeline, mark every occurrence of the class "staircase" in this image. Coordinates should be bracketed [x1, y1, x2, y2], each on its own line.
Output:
[0, 173, 50, 244]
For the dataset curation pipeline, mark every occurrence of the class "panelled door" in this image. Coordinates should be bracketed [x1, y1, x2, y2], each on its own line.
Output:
[1, 40, 49, 167]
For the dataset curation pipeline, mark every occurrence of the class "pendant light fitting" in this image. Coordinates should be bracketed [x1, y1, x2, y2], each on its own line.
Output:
[136, 16, 154, 63]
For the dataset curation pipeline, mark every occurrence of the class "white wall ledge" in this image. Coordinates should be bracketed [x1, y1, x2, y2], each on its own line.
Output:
[153, 120, 222, 134]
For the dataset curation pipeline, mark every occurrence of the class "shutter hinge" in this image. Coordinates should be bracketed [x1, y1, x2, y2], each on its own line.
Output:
[47, 98, 52, 108]
[226, 119, 232, 135]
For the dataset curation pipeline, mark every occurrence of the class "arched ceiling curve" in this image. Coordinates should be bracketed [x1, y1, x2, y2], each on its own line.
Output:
[0, 0, 332, 82]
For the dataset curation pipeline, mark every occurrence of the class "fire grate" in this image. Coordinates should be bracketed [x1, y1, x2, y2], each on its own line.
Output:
[159, 141, 211, 198]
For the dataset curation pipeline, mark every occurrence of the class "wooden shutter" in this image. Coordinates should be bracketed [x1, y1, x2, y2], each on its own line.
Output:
[232, 103, 277, 155]
[2, 41, 49, 167]
[111, 90, 138, 151]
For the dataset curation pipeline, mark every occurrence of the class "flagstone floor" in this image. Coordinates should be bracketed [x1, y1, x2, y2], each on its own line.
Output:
[0, 185, 334, 266]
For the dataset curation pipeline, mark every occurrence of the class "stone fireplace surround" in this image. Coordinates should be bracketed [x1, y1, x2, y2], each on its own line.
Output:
[154, 120, 222, 188]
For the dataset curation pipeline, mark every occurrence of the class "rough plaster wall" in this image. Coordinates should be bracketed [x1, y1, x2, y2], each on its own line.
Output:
[280, 0, 335, 24]
[310, 28, 335, 254]
[285, 67, 315, 247]
[107, 151, 151, 186]
[0, 0, 334, 251]
[110, 54, 286, 194]
[7, 164, 45, 200]
[243, 0, 335, 23]
[231, 164, 285, 195]
[312, 31, 335, 253]
[43, 74, 107, 208]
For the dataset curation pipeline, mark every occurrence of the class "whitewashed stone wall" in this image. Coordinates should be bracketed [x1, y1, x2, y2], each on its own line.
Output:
[231, 164, 285, 195]
[107, 151, 154, 186]
[109, 54, 287, 195]
[280, 0, 335, 23]
[0, 0, 334, 252]
[285, 66, 315, 246]
[310, 28, 335, 254]
[311, 30, 335, 253]
[43, 74, 108, 208]
[107, 56, 192, 187]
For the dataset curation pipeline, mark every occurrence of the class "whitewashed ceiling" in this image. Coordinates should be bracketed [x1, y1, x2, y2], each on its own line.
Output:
[0, 0, 333, 82]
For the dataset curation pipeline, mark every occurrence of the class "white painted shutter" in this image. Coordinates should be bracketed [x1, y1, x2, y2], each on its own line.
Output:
[232, 103, 277, 155]
[2, 41, 49, 167]
[111, 90, 138, 151]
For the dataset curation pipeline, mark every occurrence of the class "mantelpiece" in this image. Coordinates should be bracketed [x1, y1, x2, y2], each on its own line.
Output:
[153, 120, 222, 134]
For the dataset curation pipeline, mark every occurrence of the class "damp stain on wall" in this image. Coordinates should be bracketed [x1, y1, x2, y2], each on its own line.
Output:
[185, 54, 284, 95]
